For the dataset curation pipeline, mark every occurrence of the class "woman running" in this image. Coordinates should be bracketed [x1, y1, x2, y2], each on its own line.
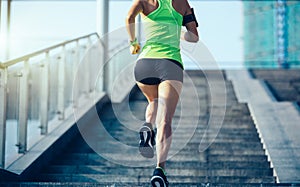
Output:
[126, 0, 199, 186]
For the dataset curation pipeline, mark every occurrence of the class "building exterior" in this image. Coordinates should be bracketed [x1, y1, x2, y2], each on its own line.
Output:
[243, 1, 300, 68]
[287, 1, 300, 68]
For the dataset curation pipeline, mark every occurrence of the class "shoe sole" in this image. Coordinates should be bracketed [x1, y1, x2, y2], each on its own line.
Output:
[151, 176, 167, 187]
[139, 126, 154, 158]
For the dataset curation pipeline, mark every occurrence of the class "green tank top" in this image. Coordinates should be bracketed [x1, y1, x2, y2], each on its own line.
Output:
[138, 0, 183, 66]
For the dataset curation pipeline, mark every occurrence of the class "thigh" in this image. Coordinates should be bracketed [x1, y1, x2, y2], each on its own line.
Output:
[157, 80, 183, 119]
[137, 82, 159, 103]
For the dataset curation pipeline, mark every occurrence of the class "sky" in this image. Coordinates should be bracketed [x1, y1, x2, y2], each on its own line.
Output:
[0, 0, 244, 68]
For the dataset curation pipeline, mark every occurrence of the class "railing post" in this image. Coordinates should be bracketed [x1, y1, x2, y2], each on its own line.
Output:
[40, 52, 49, 135]
[17, 60, 29, 154]
[101, 38, 109, 93]
[88, 37, 93, 96]
[83, 41, 91, 97]
[0, 68, 8, 168]
[95, 39, 104, 93]
[72, 41, 80, 108]
[6, 0, 11, 60]
[57, 46, 66, 120]
[97, 0, 109, 92]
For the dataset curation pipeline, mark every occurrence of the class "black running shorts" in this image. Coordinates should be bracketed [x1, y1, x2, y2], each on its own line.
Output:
[134, 58, 184, 85]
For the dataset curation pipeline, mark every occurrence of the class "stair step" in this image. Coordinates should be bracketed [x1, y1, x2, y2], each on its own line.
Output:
[172, 148, 265, 156]
[43, 166, 207, 175]
[2, 182, 289, 187]
[180, 140, 263, 151]
[43, 159, 272, 174]
[65, 148, 265, 156]
[208, 155, 268, 162]
[48, 159, 273, 171]
[57, 152, 268, 160]
[53, 154, 206, 164]
[208, 161, 272, 169]
[65, 142, 265, 155]
[208, 142, 263, 150]
[87, 127, 260, 137]
[53, 153, 268, 167]
[36, 174, 276, 183]
[208, 149, 266, 155]
[217, 128, 258, 134]
[42, 165, 272, 177]
[110, 136, 262, 145]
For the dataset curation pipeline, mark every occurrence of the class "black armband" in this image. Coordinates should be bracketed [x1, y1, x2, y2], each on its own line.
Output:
[182, 8, 198, 27]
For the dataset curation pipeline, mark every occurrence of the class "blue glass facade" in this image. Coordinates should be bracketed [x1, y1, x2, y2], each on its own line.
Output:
[243, 1, 300, 68]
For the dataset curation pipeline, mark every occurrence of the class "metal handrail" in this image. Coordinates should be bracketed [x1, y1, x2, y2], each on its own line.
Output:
[0, 32, 101, 168]
[0, 32, 99, 68]
[0, 31, 136, 169]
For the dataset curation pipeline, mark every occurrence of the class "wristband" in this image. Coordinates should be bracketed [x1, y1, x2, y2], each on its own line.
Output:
[129, 38, 138, 46]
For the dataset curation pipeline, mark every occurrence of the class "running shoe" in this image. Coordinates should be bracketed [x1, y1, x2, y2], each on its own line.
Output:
[139, 122, 155, 158]
[151, 167, 169, 187]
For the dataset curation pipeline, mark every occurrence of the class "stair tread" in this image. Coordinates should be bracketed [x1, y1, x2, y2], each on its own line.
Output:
[44, 165, 273, 172]
[1, 182, 291, 187]
[37, 174, 276, 183]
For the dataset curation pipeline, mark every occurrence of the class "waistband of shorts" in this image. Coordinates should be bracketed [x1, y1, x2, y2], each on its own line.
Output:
[137, 58, 184, 70]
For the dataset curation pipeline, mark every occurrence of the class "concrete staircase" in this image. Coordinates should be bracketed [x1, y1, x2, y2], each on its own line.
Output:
[249, 69, 300, 107]
[2, 70, 277, 186]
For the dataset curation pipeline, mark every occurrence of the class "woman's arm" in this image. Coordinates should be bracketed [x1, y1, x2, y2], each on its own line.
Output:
[126, 0, 143, 54]
[181, 0, 199, 43]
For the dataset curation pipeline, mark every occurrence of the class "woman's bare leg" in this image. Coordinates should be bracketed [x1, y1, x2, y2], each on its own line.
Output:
[136, 82, 158, 125]
[156, 80, 182, 169]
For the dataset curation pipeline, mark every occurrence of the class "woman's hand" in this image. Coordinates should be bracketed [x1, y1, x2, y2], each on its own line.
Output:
[130, 43, 141, 54]
[181, 30, 199, 43]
